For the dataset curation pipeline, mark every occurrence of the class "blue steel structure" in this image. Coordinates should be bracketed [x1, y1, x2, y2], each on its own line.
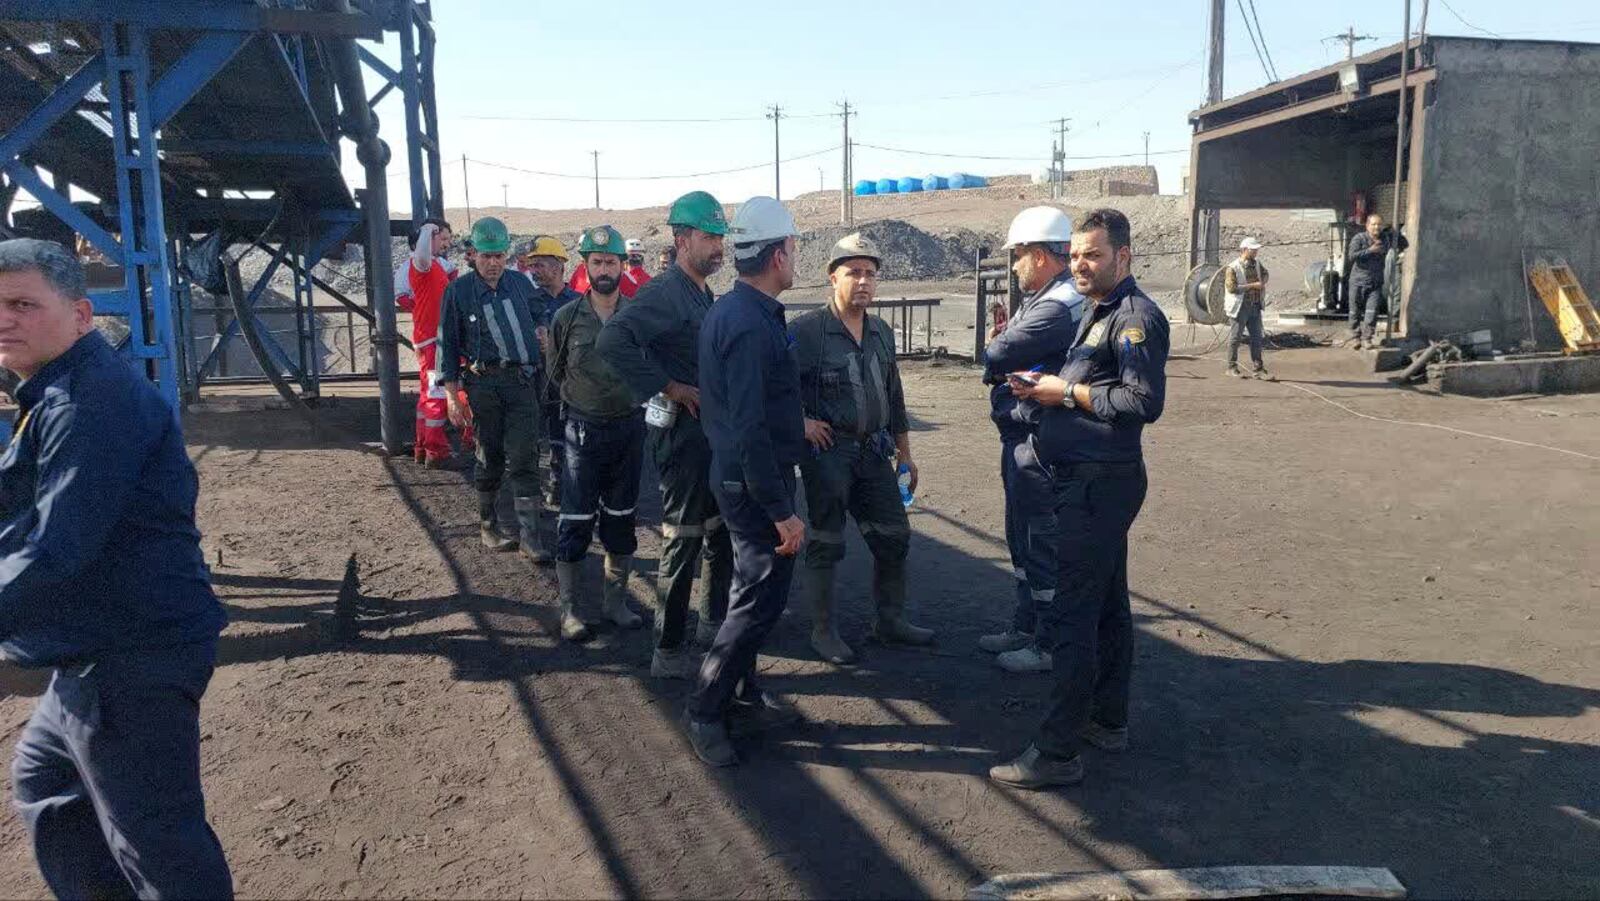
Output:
[0, 1, 442, 450]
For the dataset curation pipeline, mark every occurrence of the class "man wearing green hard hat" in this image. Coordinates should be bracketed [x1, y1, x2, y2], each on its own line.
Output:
[547, 225, 649, 643]
[597, 190, 733, 679]
[437, 216, 553, 563]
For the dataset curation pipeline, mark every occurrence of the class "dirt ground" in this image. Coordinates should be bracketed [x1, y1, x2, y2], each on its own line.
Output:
[0, 335, 1595, 899]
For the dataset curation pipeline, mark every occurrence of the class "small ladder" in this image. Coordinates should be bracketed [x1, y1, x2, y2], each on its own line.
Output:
[1528, 257, 1600, 354]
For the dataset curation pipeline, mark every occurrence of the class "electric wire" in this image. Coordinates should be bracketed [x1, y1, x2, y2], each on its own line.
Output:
[1437, 0, 1503, 38]
[1244, 0, 1281, 80]
[1235, 0, 1276, 82]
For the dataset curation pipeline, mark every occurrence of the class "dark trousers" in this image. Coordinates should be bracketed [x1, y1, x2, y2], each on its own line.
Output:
[542, 398, 566, 500]
[649, 418, 732, 649]
[1001, 434, 1058, 634]
[464, 367, 544, 498]
[689, 468, 798, 723]
[798, 437, 909, 610]
[12, 646, 233, 899]
[555, 411, 644, 562]
[1227, 300, 1265, 367]
[1035, 460, 1148, 760]
[1348, 279, 1384, 340]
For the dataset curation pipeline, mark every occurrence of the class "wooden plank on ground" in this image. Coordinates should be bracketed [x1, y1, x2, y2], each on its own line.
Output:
[969, 865, 1407, 901]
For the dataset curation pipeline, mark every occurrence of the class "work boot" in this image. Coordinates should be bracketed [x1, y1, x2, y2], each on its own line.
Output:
[806, 570, 856, 665]
[514, 496, 553, 567]
[1080, 720, 1130, 753]
[682, 711, 737, 768]
[978, 629, 1034, 654]
[996, 643, 1053, 673]
[1225, 364, 1247, 378]
[478, 491, 516, 552]
[695, 617, 723, 648]
[988, 745, 1084, 789]
[871, 565, 935, 646]
[602, 554, 643, 629]
[730, 685, 803, 736]
[1251, 365, 1277, 382]
[651, 645, 699, 680]
[554, 560, 591, 642]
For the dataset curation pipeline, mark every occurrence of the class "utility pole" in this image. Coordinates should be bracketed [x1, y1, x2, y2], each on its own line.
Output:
[1199, 0, 1225, 265]
[838, 101, 855, 226]
[1051, 117, 1070, 198]
[767, 105, 783, 200]
[591, 150, 600, 210]
[1327, 25, 1375, 59]
[1386, 0, 1412, 341]
[501, 183, 508, 208]
[461, 153, 472, 227]
[1143, 131, 1151, 167]
[818, 167, 824, 192]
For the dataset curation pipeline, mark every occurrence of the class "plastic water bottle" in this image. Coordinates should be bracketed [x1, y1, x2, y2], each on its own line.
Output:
[897, 462, 914, 508]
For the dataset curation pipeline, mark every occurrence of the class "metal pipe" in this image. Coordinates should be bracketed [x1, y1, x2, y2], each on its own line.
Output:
[321, 0, 404, 455]
[1386, 5, 1412, 342]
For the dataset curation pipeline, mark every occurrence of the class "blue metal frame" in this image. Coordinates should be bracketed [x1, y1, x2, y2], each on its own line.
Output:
[1, 1, 438, 407]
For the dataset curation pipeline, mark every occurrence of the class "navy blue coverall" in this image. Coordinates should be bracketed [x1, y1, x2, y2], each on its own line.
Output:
[688, 281, 807, 724]
[0, 331, 231, 898]
[1032, 275, 1169, 761]
[983, 272, 1083, 636]
[532, 282, 581, 500]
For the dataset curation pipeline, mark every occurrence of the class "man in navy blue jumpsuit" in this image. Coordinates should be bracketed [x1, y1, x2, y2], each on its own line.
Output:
[990, 209, 1170, 790]
[0, 239, 232, 896]
[683, 197, 808, 767]
[980, 207, 1085, 674]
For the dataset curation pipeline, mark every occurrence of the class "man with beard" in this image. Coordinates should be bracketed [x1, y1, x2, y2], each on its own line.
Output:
[524, 235, 581, 507]
[991, 208, 1169, 789]
[791, 233, 933, 665]
[978, 207, 1085, 674]
[597, 191, 734, 679]
[548, 226, 647, 642]
[438, 217, 551, 563]
[683, 196, 807, 767]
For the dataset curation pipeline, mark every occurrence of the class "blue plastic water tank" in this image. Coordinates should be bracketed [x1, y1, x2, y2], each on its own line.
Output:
[923, 174, 948, 191]
[948, 172, 989, 189]
[854, 179, 877, 196]
[876, 178, 899, 194]
[897, 176, 924, 193]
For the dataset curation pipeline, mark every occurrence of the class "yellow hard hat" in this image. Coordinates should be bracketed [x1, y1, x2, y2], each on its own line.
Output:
[526, 235, 568, 261]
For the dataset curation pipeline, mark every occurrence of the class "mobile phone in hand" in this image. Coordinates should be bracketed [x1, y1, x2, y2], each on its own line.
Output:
[1010, 372, 1040, 386]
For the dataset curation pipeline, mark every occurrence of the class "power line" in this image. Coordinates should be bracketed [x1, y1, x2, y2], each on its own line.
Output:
[854, 141, 1188, 162]
[454, 111, 834, 124]
[464, 145, 840, 182]
[1437, 0, 1502, 38]
[1245, 0, 1281, 80]
[1235, 0, 1276, 82]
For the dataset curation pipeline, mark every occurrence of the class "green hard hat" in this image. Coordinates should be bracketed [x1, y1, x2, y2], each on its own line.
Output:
[666, 191, 728, 235]
[577, 224, 627, 257]
[468, 216, 511, 254]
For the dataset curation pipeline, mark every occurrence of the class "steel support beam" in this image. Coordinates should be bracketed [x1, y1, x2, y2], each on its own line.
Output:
[0, 2, 383, 39]
[0, 52, 105, 165]
[1, 164, 121, 256]
[148, 30, 249, 127]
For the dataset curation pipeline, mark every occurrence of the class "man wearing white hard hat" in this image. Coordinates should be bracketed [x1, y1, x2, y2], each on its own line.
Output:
[684, 196, 808, 767]
[1223, 236, 1273, 380]
[978, 206, 1086, 674]
[623, 238, 652, 291]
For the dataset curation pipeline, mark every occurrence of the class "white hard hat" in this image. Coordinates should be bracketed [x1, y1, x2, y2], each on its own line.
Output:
[1003, 206, 1074, 250]
[625, 238, 644, 253]
[1239, 236, 1263, 250]
[728, 195, 799, 260]
[827, 232, 881, 273]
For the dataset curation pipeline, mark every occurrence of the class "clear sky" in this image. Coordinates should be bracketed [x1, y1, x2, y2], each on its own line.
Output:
[351, 0, 1598, 214]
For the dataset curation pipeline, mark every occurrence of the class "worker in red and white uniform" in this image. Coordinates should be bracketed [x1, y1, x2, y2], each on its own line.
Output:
[568, 241, 647, 298]
[404, 218, 472, 468]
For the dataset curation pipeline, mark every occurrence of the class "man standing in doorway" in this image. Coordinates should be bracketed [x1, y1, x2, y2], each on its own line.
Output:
[549, 226, 647, 642]
[0, 239, 233, 896]
[524, 235, 580, 508]
[792, 233, 933, 665]
[1346, 213, 1406, 349]
[597, 191, 734, 679]
[683, 196, 808, 767]
[437, 217, 551, 564]
[1224, 237, 1274, 379]
[978, 207, 1085, 674]
[993, 208, 1169, 789]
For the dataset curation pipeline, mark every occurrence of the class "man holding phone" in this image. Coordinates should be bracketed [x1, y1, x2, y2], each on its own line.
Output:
[979, 207, 1085, 674]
